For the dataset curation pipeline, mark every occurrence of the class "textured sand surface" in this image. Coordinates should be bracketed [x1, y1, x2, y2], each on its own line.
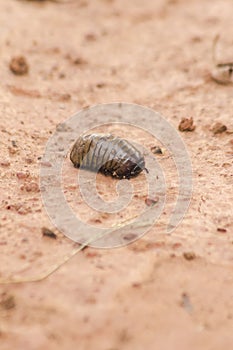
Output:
[0, 0, 233, 349]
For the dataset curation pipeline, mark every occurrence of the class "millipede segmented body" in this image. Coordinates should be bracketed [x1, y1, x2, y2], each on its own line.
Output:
[70, 133, 147, 179]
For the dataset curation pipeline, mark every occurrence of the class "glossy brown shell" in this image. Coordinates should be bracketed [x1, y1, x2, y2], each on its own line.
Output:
[70, 133, 146, 179]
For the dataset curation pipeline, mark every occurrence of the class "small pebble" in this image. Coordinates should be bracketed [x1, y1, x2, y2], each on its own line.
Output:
[217, 227, 227, 233]
[183, 252, 196, 260]
[9, 56, 29, 75]
[151, 146, 163, 154]
[178, 117, 196, 132]
[73, 57, 87, 65]
[211, 122, 227, 135]
[145, 197, 159, 206]
[11, 140, 17, 148]
[42, 227, 57, 239]
[96, 82, 106, 88]
[123, 233, 138, 241]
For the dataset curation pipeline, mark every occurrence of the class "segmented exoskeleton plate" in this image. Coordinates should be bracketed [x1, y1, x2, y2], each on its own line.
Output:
[70, 133, 147, 179]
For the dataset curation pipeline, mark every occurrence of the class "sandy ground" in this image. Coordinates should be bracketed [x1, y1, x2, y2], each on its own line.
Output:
[0, 0, 233, 349]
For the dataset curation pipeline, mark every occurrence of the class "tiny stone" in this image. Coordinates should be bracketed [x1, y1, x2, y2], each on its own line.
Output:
[217, 227, 227, 233]
[178, 117, 196, 132]
[73, 57, 87, 65]
[9, 56, 29, 75]
[211, 122, 227, 135]
[151, 146, 163, 154]
[145, 197, 159, 206]
[96, 82, 106, 88]
[123, 233, 138, 241]
[11, 140, 17, 148]
[42, 227, 57, 239]
[183, 252, 196, 260]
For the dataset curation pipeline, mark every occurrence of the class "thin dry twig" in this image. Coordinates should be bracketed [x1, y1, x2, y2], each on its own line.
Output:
[0, 214, 153, 285]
